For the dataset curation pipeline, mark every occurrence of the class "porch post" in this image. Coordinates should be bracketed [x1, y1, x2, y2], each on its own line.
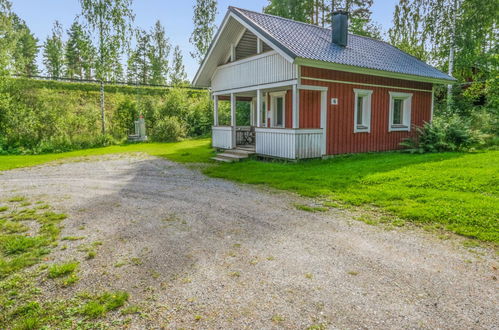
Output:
[320, 90, 327, 155]
[256, 89, 261, 128]
[213, 95, 219, 126]
[230, 93, 236, 148]
[292, 84, 299, 128]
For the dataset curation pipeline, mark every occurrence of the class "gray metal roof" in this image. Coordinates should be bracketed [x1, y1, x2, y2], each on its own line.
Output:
[230, 7, 455, 82]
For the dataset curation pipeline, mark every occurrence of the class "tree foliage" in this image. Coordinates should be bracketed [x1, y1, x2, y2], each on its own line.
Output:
[389, 0, 498, 116]
[170, 46, 188, 86]
[78, 0, 135, 82]
[10, 14, 39, 75]
[149, 20, 170, 85]
[65, 21, 95, 79]
[43, 21, 65, 78]
[190, 0, 217, 63]
[264, 0, 381, 38]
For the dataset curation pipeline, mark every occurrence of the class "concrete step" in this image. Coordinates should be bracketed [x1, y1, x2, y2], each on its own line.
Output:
[211, 156, 234, 163]
[236, 146, 256, 153]
[219, 153, 248, 160]
[225, 149, 254, 157]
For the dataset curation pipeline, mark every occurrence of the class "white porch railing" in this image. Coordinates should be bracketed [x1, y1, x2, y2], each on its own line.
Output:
[212, 126, 233, 149]
[255, 128, 324, 159]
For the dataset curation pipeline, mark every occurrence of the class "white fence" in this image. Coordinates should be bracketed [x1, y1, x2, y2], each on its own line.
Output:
[255, 128, 324, 159]
[212, 126, 233, 149]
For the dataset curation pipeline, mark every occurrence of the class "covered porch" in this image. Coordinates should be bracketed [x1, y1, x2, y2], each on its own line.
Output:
[212, 82, 328, 160]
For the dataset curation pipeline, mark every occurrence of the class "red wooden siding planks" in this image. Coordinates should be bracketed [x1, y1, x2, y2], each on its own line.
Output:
[301, 66, 433, 155]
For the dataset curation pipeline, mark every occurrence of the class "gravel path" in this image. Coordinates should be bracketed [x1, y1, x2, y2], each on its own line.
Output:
[1, 154, 497, 329]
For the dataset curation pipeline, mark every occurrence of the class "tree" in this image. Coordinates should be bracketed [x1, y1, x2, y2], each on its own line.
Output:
[149, 20, 170, 85]
[170, 45, 188, 86]
[65, 21, 95, 79]
[264, 0, 381, 39]
[190, 0, 217, 63]
[0, 0, 15, 75]
[79, 0, 135, 134]
[43, 21, 65, 78]
[389, 0, 498, 115]
[11, 14, 39, 75]
[128, 29, 151, 84]
[264, 0, 314, 24]
[388, 0, 429, 60]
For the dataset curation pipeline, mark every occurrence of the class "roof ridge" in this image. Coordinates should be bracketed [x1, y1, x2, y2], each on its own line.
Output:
[229, 6, 333, 31]
[230, 6, 388, 41]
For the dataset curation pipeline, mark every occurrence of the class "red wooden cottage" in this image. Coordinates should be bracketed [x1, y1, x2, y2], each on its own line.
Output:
[192, 7, 456, 161]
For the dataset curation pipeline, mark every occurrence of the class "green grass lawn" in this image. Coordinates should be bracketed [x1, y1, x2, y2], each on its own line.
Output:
[204, 151, 499, 243]
[1, 140, 498, 243]
[0, 138, 214, 171]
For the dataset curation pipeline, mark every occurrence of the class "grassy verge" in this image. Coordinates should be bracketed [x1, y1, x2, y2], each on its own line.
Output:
[0, 197, 130, 328]
[0, 138, 214, 171]
[204, 151, 499, 243]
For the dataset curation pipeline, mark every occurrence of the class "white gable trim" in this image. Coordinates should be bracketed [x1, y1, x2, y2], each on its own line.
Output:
[193, 11, 294, 87]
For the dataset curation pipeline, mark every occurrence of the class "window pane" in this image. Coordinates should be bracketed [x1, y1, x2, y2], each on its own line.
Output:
[261, 101, 266, 125]
[356, 96, 363, 125]
[276, 97, 283, 126]
[393, 99, 403, 125]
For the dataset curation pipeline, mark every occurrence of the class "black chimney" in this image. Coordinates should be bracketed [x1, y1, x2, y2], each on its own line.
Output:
[332, 10, 348, 47]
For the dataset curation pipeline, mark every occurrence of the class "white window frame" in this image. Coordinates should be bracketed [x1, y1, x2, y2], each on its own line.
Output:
[353, 89, 373, 133]
[270, 91, 286, 128]
[389, 91, 412, 132]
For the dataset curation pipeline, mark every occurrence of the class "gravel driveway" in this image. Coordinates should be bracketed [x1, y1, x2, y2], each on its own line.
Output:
[1, 154, 497, 329]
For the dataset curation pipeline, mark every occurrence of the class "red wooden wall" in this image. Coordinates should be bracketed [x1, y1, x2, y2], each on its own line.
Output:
[301, 66, 433, 155]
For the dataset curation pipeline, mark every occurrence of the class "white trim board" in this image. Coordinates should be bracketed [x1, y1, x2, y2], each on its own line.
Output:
[213, 79, 298, 95]
[302, 76, 433, 93]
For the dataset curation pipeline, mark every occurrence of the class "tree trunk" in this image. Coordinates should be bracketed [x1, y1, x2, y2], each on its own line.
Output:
[100, 80, 106, 134]
[447, 0, 458, 112]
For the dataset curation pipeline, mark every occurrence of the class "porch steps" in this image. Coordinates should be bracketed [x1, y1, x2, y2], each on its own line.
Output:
[212, 147, 255, 163]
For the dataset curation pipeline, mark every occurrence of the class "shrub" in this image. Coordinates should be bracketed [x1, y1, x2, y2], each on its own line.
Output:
[150, 116, 187, 142]
[401, 115, 483, 153]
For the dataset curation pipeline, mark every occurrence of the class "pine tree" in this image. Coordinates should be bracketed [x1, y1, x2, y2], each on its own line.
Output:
[65, 21, 95, 79]
[190, 0, 217, 63]
[149, 20, 170, 85]
[43, 21, 65, 78]
[169, 45, 188, 86]
[11, 14, 39, 75]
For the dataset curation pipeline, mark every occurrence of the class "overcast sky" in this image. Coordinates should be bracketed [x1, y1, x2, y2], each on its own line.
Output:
[11, 0, 398, 81]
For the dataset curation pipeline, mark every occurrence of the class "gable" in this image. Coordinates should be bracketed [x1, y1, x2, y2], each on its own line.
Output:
[192, 11, 294, 88]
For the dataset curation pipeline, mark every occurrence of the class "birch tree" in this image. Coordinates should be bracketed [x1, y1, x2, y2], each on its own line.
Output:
[79, 0, 134, 134]
[190, 0, 217, 63]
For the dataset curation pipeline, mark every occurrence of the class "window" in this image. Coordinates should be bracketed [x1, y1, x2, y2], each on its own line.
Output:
[270, 92, 286, 128]
[353, 89, 373, 133]
[389, 92, 412, 131]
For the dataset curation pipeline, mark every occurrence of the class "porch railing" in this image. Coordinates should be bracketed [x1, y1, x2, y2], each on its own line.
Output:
[212, 126, 233, 149]
[255, 128, 324, 159]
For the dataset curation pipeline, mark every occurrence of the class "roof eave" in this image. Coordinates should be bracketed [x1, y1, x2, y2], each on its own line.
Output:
[295, 58, 457, 85]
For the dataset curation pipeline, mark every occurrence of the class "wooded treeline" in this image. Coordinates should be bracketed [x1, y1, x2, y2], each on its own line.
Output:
[2, 1, 189, 86]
